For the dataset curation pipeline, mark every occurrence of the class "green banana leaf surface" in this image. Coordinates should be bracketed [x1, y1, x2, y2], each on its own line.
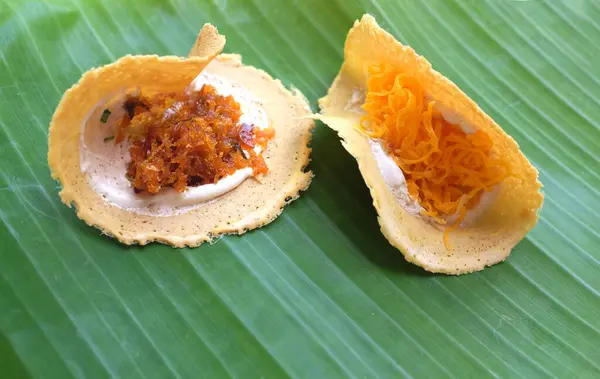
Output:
[1, 0, 599, 377]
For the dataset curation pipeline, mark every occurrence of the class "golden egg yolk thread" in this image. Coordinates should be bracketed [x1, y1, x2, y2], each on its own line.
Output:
[360, 64, 510, 249]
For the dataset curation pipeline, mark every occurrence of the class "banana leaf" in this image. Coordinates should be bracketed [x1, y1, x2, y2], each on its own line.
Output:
[1, 0, 599, 377]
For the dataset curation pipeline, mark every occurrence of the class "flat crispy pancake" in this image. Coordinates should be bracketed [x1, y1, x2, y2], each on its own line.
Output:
[318, 15, 543, 274]
[48, 24, 313, 247]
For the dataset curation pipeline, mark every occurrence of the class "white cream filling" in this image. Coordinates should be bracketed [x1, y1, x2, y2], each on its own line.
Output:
[351, 89, 498, 227]
[189, 72, 268, 128]
[369, 139, 424, 216]
[80, 72, 268, 217]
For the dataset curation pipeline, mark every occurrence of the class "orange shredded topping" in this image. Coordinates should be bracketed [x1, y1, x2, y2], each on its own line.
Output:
[116, 84, 274, 194]
[360, 64, 509, 249]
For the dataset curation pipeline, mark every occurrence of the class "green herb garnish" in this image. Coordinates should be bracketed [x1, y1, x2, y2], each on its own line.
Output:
[100, 109, 111, 123]
[234, 143, 249, 159]
[103, 136, 115, 142]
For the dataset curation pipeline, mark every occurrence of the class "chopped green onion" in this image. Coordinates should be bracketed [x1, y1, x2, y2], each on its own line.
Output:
[235, 143, 249, 159]
[100, 109, 111, 123]
[103, 136, 115, 142]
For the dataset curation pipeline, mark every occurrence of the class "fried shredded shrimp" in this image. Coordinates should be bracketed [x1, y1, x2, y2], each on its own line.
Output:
[360, 64, 510, 248]
[115, 84, 274, 194]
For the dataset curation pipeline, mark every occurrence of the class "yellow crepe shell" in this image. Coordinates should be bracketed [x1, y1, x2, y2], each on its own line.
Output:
[318, 15, 543, 274]
[48, 25, 313, 247]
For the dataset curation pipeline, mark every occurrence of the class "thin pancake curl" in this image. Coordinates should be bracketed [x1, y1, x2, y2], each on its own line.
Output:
[317, 15, 543, 274]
